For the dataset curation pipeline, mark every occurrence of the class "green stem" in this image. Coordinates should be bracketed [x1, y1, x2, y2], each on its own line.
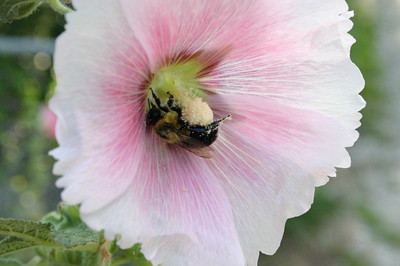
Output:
[46, 0, 73, 14]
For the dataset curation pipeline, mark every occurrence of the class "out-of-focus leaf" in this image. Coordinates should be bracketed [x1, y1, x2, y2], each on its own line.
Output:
[0, 0, 44, 23]
[0, 257, 24, 266]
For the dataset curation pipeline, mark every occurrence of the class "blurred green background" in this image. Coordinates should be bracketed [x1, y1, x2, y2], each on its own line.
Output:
[0, 0, 399, 265]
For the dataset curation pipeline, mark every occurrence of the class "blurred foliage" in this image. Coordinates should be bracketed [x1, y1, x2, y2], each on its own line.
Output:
[0, 0, 72, 23]
[0, 0, 389, 265]
[347, 0, 385, 139]
[0, 0, 43, 23]
[0, 6, 64, 221]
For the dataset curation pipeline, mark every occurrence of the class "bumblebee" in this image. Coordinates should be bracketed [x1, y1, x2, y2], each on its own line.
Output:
[146, 88, 230, 158]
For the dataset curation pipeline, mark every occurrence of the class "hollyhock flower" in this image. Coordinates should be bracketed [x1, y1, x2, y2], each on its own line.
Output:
[50, 0, 365, 265]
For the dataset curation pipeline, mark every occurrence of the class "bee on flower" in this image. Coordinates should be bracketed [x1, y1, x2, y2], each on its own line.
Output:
[50, 0, 365, 265]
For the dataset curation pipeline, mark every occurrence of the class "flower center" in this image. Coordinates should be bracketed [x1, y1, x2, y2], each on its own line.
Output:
[147, 57, 213, 126]
[145, 56, 230, 155]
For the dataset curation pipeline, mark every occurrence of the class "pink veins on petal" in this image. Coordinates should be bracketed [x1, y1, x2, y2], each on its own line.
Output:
[50, 0, 365, 265]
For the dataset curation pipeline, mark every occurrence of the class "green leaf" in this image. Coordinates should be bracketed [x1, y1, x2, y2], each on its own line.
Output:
[0, 0, 43, 23]
[0, 218, 55, 246]
[0, 257, 24, 266]
[45, 0, 72, 15]
[42, 204, 82, 231]
[115, 244, 153, 266]
[0, 217, 100, 256]
[0, 236, 38, 256]
[52, 223, 99, 250]
[42, 204, 99, 250]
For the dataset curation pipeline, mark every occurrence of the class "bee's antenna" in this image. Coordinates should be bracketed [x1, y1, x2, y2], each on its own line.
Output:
[209, 114, 231, 129]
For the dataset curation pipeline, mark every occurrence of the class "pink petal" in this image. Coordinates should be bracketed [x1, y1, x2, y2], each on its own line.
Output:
[82, 132, 245, 265]
[208, 94, 354, 262]
[120, 0, 266, 71]
[51, 0, 149, 212]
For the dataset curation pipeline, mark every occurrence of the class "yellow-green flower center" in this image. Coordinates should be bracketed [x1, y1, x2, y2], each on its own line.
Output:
[147, 58, 213, 125]
[149, 59, 206, 98]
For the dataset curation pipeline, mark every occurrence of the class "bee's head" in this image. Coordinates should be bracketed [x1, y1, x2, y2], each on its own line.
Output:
[146, 106, 163, 125]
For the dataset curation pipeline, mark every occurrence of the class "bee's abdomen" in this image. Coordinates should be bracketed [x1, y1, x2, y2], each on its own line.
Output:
[188, 126, 218, 146]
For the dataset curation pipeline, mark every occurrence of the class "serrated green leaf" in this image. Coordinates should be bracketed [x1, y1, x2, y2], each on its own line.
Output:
[0, 217, 101, 262]
[0, 0, 43, 23]
[52, 223, 99, 249]
[0, 218, 100, 251]
[0, 257, 24, 266]
[0, 218, 56, 246]
[0, 236, 38, 256]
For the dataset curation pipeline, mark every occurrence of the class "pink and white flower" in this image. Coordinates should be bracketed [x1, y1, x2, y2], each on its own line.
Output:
[50, 0, 365, 265]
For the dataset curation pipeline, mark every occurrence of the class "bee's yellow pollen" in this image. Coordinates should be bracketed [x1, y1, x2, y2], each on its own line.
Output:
[178, 93, 213, 126]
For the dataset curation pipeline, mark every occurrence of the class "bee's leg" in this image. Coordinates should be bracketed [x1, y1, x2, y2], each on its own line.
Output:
[149, 87, 169, 112]
[166, 91, 175, 108]
[166, 91, 182, 116]
[149, 87, 162, 107]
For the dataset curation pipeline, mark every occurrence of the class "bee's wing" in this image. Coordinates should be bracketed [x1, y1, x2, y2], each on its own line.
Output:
[174, 133, 214, 159]
[177, 143, 213, 159]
